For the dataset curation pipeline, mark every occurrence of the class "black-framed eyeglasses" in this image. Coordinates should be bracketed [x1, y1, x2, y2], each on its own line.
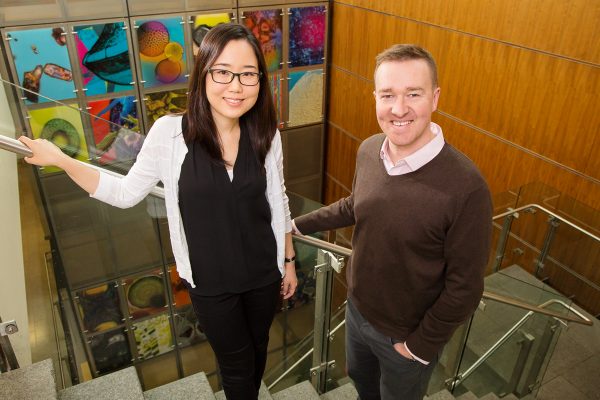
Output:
[208, 68, 262, 86]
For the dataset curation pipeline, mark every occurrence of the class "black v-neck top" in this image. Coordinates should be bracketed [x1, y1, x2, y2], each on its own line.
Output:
[178, 119, 279, 295]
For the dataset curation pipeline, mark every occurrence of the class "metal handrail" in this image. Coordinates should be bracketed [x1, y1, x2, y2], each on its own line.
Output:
[0, 134, 165, 199]
[451, 297, 592, 388]
[483, 291, 592, 326]
[493, 204, 600, 242]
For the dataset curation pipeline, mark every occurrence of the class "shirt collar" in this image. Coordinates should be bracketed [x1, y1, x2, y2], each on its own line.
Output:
[380, 122, 445, 172]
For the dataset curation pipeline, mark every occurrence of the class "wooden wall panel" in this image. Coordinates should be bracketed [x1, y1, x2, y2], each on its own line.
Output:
[325, 1, 599, 313]
[335, 0, 600, 64]
[435, 113, 600, 210]
[330, 3, 600, 178]
[325, 123, 360, 191]
[327, 67, 379, 141]
[324, 175, 351, 205]
[326, 62, 600, 210]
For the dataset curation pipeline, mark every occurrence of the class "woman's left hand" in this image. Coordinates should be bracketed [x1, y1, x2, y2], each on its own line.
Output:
[281, 264, 298, 299]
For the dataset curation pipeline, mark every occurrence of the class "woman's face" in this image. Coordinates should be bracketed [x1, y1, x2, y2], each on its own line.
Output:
[205, 39, 260, 126]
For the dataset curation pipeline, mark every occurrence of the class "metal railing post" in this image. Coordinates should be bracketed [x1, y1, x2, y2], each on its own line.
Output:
[493, 211, 517, 272]
[504, 331, 535, 396]
[517, 318, 561, 396]
[310, 250, 335, 393]
[535, 217, 560, 278]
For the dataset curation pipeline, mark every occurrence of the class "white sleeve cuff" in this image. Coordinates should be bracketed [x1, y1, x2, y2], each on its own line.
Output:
[404, 343, 429, 365]
[291, 219, 303, 235]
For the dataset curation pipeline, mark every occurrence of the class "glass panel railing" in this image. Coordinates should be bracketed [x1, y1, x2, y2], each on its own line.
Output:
[449, 295, 566, 398]
[1, 77, 145, 178]
[489, 201, 600, 318]
[488, 180, 600, 318]
[444, 254, 595, 399]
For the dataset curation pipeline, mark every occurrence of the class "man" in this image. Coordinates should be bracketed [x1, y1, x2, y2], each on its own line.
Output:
[293, 44, 493, 399]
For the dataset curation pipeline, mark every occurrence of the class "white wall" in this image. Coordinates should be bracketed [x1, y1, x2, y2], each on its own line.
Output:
[0, 76, 31, 366]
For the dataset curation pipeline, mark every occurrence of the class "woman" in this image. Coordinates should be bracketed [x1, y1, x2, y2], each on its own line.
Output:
[20, 23, 297, 400]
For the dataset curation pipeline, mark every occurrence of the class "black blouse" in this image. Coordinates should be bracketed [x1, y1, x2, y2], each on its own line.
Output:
[178, 119, 279, 295]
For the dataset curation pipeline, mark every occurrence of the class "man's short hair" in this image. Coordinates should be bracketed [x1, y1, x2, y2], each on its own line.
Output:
[375, 44, 438, 88]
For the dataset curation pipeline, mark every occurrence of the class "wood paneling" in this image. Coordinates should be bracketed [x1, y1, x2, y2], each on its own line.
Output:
[325, 1, 600, 314]
[335, 0, 600, 64]
[325, 123, 360, 191]
[330, 3, 600, 178]
[324, 175, 351, 205]
[437, 114, 600, 210]
[327, 67, 379, 141]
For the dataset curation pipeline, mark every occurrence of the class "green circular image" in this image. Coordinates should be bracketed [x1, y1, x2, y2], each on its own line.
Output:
[40, 118, 80, 158]
[128, 276, 166, 309]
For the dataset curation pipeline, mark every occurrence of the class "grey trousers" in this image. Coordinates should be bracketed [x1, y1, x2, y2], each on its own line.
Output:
[345, 299, 438, 400]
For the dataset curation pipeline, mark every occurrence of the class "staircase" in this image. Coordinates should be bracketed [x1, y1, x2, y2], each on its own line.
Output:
[0, 358, 358, 400]
[426, 390, 523, 400]
[0, 360, 534, 400]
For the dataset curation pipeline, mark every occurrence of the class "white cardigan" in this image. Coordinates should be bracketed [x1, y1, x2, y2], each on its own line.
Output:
[91, 115, 292, 288]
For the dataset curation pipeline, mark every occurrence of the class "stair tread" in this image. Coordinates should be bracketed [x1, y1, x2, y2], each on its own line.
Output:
[144, 372, 215, 400]
[320, 383, 358, 400]
[500, 395, 519, 400]
[426, 389, 455, 400]
[0, 359, 57, 400]
[456, 391, 478, 400]
[479, 393, 500, 400]
[271, 381, 320, 400]
[214, 381, 271, 400]
[59, 366, 143, 400]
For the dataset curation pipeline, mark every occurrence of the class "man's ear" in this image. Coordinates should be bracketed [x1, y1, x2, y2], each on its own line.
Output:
[432, 87, 441, 112]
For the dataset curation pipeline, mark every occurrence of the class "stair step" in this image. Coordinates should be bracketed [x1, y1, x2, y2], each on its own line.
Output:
[59, 366, 143, 400]
[426, 389, 456, 400]
[0, 359, 57, 400]
[271, 381, 320, 400]
[214, 381, 272, 400]
[456, 391, 478, 400]
[479, 393, 500, 400]
[144, 372, 215, 400]
[500, 395, 519, 400]
[320, 383, 358, 400]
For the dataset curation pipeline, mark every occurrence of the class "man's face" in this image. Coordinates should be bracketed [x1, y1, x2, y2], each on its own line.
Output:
[374, 59, 440, 159]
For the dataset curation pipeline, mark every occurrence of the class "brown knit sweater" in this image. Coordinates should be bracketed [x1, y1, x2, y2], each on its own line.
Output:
[295, 134, 493, 361]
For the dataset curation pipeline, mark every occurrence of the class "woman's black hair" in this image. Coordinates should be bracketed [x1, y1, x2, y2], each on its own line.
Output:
[184, 23, 276, 167]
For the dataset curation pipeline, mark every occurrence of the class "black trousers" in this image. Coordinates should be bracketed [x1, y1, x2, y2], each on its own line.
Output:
[188, 279, 281, 400]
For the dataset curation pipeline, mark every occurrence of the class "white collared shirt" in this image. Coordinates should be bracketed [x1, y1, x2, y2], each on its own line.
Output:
[380, 122, 445, 175]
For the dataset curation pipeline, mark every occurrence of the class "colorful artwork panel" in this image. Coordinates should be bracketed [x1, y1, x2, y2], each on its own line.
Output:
[124, 271, 167, 320]
[242, 9, 282, 72]
[29, 105, 89, 173]
[75, 283, 123, 334]
[74, 22, 133, 96]
[289, 6, 326, 67]
[89, 328, 131, 374]
[88, 96, 142, 164]
[173, 306, 206, 347]
[288, 69, 323, 127]
[7, 27, 75, 104]
[169, 266, 191, 307]
[144, 89, 187, 126]
[268, 71, 283, 126]
[135, 17, 187, 89]
[133, 313, 173, 360]
[190, 13, 233, 56]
